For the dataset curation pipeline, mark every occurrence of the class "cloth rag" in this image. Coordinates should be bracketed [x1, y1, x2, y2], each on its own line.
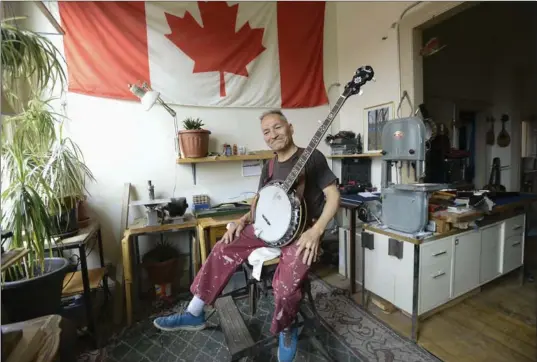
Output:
[247, 247, 281, 281]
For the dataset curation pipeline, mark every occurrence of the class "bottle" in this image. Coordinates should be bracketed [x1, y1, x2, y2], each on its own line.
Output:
[148, 180, 155, 200]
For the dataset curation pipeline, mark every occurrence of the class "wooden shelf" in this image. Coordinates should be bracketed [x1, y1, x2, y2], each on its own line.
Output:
[62, 267, 107, 297]
[327, 153, 382, 159]
[1, 248, 29, 272]
[176, 152, 274, 164]
[176, 151, 274, 185]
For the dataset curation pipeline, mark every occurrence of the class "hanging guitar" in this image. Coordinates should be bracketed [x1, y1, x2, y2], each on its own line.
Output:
[251, 65, 375, 247]
[497, 114, 511, 147]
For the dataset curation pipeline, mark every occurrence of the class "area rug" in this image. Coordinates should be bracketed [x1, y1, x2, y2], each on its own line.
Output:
[77, 276, 441, 362]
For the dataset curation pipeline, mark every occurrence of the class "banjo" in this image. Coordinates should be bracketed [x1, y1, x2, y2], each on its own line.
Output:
[252, 65, 375, 247]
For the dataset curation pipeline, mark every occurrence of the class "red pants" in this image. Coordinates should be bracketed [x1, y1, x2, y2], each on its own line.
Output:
[191, 224, 311, 335]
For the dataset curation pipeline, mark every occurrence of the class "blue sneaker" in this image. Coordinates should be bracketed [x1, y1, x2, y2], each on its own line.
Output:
[278, 327, 298, 362]
[153, 311, 206, 332]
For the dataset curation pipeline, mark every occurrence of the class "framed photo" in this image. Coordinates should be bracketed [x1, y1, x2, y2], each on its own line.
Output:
[364, 102, 394, 152]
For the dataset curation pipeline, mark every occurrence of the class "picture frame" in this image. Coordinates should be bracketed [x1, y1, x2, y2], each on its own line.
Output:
[363, 101, 394, 152]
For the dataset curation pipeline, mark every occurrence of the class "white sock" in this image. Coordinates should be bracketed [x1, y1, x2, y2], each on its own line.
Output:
[186, 295, 205, 317]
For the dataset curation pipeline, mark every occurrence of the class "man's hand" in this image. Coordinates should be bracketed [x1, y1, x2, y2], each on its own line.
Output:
[221, 221, 246, 244]
[295, 226, 323, 265]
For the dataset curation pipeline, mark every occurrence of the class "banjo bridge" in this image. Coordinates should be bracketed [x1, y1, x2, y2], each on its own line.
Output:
[261, 214, 271, 226]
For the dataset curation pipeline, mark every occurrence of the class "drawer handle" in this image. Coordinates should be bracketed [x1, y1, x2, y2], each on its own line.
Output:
[432, 271, 446, 279]
[432, 250, 447, 257]
[512, 225, 522, 230]
[512, 242, 521, 247]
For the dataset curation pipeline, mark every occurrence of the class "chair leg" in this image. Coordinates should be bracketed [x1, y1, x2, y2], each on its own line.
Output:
[248, 283, 257, 316]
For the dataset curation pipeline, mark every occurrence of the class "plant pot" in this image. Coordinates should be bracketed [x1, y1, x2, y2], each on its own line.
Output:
[77, 195, 90, 221]
[179, 129, 211, 158]
[142, 258, 180, 286]
[51, 205, 79, 238]
[1, 257, 70, 323]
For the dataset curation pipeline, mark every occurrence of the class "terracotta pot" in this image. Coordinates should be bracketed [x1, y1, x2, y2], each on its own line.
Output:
[143, 258, 180, 285]
[179, 129, 211, 158]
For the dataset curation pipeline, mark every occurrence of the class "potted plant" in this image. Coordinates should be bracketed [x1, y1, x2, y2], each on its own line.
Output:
[43, 131, 95, 237]
[178, 117, 211, 158]
[1, 17, 94, 322]
[142, 238, 180, 300]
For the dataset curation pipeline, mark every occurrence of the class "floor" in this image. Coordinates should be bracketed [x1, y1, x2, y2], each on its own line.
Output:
[317, 265, 537, 362]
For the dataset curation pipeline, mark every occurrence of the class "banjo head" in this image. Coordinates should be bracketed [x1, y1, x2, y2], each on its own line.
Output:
[253, 183, 298, 245]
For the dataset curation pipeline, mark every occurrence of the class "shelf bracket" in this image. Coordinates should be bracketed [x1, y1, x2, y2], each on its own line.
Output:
[191, 164, 197, 185]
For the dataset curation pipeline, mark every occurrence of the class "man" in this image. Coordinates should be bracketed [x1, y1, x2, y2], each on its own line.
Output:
[154, 110, 340, 362]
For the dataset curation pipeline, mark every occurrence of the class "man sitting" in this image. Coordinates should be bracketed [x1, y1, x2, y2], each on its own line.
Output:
[153, 110, 340, 362]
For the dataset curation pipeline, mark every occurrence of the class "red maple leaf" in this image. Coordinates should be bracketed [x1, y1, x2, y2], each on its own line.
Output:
[164, 2, 266, 97]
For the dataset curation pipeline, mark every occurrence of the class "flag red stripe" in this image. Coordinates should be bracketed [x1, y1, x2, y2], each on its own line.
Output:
[276, 2, 328, 108]
[59, 2, 150, 100]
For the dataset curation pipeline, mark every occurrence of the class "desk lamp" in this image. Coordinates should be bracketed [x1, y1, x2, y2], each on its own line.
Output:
[128, 82, 179, 155]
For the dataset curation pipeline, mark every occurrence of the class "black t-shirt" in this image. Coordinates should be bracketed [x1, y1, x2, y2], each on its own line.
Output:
[258, 148, 337, 220]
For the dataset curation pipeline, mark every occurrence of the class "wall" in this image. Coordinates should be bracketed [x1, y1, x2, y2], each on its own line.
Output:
[422, 1, 537, 191]
[7, 1, 342, 270]
[335, 1, 412, 187]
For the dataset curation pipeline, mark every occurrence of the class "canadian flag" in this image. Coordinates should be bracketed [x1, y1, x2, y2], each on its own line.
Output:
[58, 1, 328, 108]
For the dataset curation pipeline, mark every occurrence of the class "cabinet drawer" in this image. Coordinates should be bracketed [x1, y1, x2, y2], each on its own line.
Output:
[419, 258, 452, 314]
[503, 214, 525, 239]
[502, 234, 523, 273]
[420, 237, 452, 268]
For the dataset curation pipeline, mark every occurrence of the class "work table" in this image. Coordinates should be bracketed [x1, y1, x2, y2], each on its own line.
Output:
[356, 193, 537, 342]
[362, 193, 537, 244]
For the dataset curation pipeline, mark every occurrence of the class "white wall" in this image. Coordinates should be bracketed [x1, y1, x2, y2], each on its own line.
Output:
[12, 1, 342, 267]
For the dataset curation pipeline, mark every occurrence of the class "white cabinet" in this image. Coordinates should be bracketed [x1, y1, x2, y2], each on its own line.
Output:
[452, 231, 481, 298]
[419, 236, 453, 314]
[353, 213, 526, 317]
[479, 223, 501, 284]
[501, 214, 525, 274]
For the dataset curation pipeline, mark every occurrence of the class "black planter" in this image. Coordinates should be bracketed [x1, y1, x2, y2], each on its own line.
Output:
[51, 206, 79, 238]
[2, 257, 70, 323]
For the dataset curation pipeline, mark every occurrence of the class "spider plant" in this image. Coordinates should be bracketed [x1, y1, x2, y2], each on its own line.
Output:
[42, 126, 96, 216]
[1, 137, 59, 278]
[1, 17, 66, 111]
[1, 18, 93, 280]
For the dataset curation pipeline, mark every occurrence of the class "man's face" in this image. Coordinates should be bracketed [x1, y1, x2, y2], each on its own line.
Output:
[261, 114, 294, 151]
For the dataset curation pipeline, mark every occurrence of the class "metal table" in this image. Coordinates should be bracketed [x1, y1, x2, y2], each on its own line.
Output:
[339, 193, 380, 306]
[50, 221, 107, 348]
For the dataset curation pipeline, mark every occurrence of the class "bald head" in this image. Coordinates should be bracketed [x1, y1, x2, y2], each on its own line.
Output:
[260, 109, 294, 152]
[259, 109, 288, 123]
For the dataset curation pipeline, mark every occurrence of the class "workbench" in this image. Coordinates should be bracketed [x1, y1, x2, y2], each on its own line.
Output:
[360, 193, 537, 342]
[121, 217, 198, 326]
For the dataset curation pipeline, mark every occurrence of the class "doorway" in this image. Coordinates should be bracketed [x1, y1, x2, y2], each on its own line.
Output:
[420, 1, 537, 191]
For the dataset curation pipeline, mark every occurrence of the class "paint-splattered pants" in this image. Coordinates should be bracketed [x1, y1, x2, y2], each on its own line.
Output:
[190, 224, 310, 335]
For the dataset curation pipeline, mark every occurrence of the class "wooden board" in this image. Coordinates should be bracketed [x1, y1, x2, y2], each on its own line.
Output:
[215, 296, 255, 361]
[62, 267, 107, 297]
[1, 248, 29, 272]
[177, 151, 274, 164]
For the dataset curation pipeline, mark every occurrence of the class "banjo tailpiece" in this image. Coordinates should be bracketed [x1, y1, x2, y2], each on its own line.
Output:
[253, 65, 376, 248]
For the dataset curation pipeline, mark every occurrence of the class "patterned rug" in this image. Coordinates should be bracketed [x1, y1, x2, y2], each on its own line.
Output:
[77, 276, 441, 362]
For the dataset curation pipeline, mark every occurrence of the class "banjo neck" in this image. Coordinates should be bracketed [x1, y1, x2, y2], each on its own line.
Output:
[281, 95, 349, 193]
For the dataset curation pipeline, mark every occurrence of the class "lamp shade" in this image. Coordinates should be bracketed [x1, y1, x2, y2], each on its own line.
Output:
[141, 90, 160, 111]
